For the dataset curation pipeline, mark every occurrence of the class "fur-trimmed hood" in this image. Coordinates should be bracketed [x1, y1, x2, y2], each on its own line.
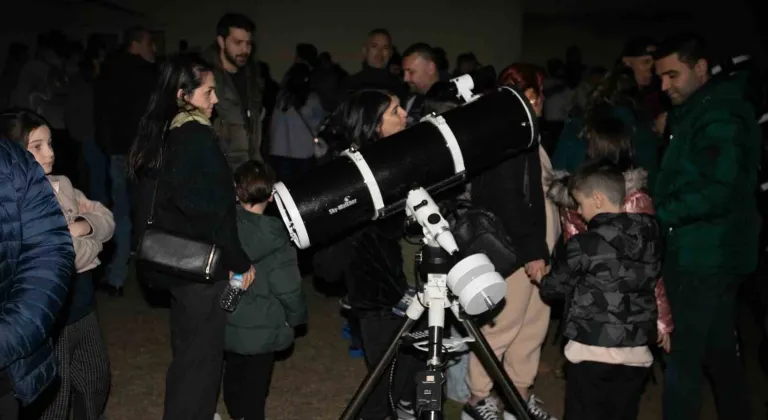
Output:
[546, 167, 648, 209]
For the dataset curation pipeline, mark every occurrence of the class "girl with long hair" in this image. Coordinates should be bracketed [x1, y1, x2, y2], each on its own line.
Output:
[129, 53, 255, 420]
[268, 63, 326, 180]
[551, 64, 660, 190]
[0, 109, 113, 420]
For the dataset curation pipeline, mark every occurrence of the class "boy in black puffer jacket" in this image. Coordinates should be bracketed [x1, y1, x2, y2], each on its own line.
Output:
[532, 161, 661, 420]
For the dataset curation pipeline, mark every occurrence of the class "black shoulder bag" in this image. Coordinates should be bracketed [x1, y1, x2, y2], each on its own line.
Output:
[135, 177, 227, 284]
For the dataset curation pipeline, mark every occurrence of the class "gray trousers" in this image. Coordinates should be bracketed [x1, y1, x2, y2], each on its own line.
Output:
[38, 312, 111, 420]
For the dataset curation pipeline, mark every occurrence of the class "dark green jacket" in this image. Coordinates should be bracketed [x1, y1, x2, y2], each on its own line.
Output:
[551, 106, 660, 191]
[654, 74, 761, 274]
[225, 208, 307, 355]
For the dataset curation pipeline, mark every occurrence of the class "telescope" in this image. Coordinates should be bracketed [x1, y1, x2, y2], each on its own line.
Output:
[273, 83, 539, 250]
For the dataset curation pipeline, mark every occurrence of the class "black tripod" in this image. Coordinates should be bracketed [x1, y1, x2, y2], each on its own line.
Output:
[339, 242, 532, 420]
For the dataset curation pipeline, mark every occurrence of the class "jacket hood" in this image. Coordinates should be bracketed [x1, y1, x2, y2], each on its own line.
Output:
[236, 207, 288, 262]
[588, 212, 660, 263]
[546, 167, 648, 209]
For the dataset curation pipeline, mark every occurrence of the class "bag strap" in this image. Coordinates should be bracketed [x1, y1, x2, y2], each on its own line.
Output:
[146, 177, 160, 226]
[295, 107, 316, 139]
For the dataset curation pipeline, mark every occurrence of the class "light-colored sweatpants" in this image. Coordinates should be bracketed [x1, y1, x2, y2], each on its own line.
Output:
[467, 267, 551, 395]
[467, 146, 561, 397]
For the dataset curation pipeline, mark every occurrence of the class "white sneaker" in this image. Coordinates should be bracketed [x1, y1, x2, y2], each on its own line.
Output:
[526, 394, 557, 420]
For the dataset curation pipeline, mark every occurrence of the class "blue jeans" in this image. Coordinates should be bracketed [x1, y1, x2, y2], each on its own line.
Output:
[106, 155, 131, 287]
[80, 141, 108, 205]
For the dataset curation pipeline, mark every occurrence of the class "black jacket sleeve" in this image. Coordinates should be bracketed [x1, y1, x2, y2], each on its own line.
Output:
[472, 149, 549, 266]
[166, 123, 251, 274]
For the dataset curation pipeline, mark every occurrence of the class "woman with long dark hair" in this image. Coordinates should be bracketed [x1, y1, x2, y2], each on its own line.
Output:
[129, 53, 255, 420]
[312, 89, 416, 420]
[268, 63, 326, 180]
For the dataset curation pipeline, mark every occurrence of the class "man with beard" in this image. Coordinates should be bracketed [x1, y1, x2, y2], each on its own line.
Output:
[654, 33, 759, 420]
[401, 43, 440, 126]
[343, 29, 406, 101]
[205, 13, 264, 167]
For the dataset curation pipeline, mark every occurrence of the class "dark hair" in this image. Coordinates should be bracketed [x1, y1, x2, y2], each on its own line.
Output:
[296, 43, 318, 66]
[216, 13, 255, 39]
[234, 160, 276, 204]
[622, 36, 657, 58]
[322, 89, 395, 149]
[128, 53, 214, 178]
[569, 159, 626, 206]
[368, 28, 392, 42]
[402, 43, 436, 64]
[0, 108, 49, 148]
[587, 116, 634, 171]
[123, 26, 150, 48]
[277, 63, 312, 111]
[653, 33, 709, 68]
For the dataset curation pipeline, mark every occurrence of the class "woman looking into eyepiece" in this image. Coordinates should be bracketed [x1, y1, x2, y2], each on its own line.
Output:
[314, 89, 420, 420]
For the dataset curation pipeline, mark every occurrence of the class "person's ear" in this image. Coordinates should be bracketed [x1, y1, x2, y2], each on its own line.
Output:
[177, 88, 185, 103]
[694, 58, 708, 80]
[268, 192, 274, 203]
[216, 35, 225, 51]
[593, 191, 604, 209]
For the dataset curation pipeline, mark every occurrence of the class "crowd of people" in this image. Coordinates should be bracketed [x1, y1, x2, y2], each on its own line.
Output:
[0, 9, 765, 420]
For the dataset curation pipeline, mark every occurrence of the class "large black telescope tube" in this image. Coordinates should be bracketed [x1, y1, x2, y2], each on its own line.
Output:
[273, 85, 537, 249]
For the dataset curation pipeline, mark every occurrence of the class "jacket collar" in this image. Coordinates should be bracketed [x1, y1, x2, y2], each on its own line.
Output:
[170, 109, 211, 129]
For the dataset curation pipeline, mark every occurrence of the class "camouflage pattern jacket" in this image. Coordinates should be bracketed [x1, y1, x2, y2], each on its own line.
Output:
[540, 212, 661, 348]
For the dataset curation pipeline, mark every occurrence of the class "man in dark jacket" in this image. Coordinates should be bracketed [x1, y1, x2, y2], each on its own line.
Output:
[0, 137, 74, 417]
[343, 29, 406, 101]
[204, 13, 264, 167]
[654, 33, 760, 419]
[95, 26, 157, 296]
[401, 43, 440, 126]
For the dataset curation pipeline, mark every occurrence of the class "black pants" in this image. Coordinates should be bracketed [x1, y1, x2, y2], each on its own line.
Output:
[0, 393, 17, 420]
[223, 352, 275, 420]
[163, 281, 227, 420]
[358, 314, 423, 420]
[663, 272, 751, 420]
[565, 361, 648, 420]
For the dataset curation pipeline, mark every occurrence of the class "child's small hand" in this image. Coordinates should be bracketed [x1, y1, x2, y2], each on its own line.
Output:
[657, 331, 671, 353]
[68, 220, 92, 238]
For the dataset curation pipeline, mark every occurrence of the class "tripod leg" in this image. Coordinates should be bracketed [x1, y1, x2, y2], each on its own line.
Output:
[340, 316, 418, 420]
[461, 317, 532, 420]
